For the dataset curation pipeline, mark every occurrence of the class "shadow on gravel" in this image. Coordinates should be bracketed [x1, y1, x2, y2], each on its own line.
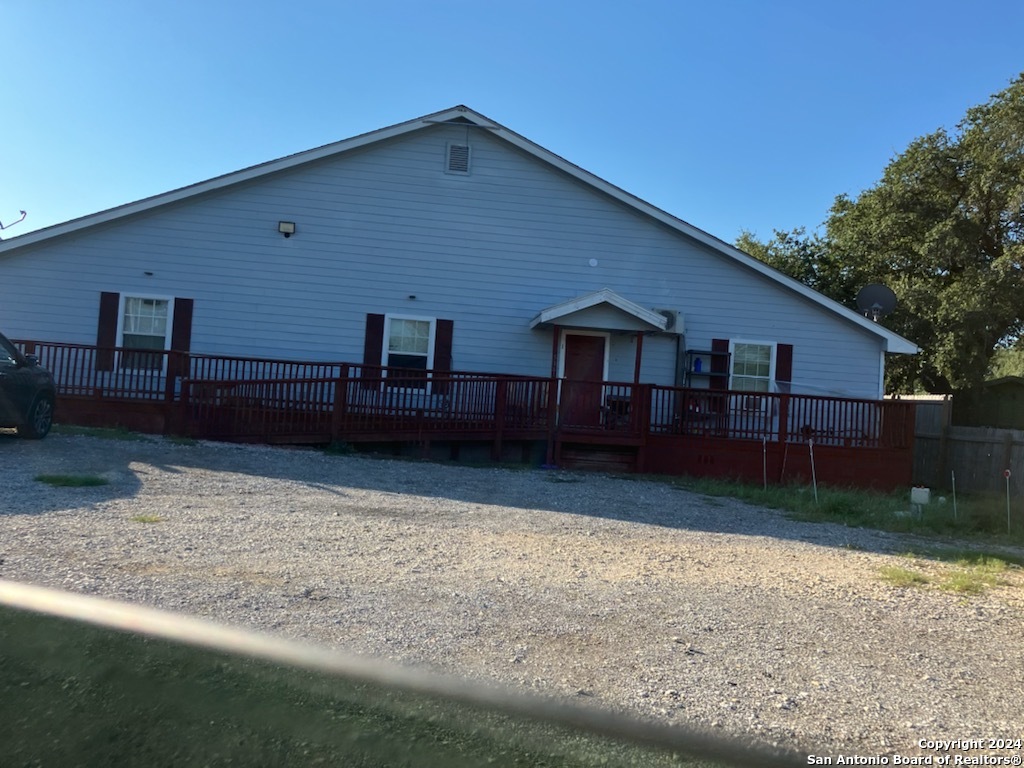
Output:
[0, 431, 926, 555]
[1, 432, 146, 516]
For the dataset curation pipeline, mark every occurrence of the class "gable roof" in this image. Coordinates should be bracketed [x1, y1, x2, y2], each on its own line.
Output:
[529, 289, 670, 332]
[0, 105, 917, 355]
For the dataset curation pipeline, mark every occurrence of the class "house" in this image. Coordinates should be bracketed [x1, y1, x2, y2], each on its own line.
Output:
[0, 105, 914, 394]
[0, 106, 919, 487]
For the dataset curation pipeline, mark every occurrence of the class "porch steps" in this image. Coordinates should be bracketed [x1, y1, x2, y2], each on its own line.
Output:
[558, 444, 638, 474]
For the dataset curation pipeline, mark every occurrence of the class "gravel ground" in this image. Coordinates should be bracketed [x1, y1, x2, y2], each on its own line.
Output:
[2, 432, 1023, 758]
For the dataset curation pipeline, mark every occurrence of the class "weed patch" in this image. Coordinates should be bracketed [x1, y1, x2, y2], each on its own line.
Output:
[131, 514, 163, 524]
[667, 476, 1024, 547]
[165, 435, 198, 446]
[880, 552, 1015, 596]
[34, 474, 108, 488]
[52, 425, 148, 442]
[939, 570, 998, 594]
[879, 566, 929, 588]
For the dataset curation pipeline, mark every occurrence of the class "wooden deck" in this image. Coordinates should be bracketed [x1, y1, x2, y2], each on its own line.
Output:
[17, 340, 916, 491]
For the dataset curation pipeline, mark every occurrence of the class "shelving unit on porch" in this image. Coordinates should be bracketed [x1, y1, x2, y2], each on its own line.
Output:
[683, 349, 731, 389]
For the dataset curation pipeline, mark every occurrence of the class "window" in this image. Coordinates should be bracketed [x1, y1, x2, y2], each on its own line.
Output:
[384, 316, 435, 389]
[120, 296, 171, 371]
[730, 342, 774, 392]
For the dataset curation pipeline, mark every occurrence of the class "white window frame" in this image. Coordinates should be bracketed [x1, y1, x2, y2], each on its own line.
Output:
[381, 314, 436, 392]
[728, 339, 777, 418]
[728, 339, 776, 392]
[116, 294, 175, 374]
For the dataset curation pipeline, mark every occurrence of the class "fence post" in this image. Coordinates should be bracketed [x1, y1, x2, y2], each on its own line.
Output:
[937, 395, 952, 486]
[332, 365, 350, 441]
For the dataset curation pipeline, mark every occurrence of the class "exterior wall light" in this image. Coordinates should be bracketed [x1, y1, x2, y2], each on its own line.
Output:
[278, 221, 296, 238]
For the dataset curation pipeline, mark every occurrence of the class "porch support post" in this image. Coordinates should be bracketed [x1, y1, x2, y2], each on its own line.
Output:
[546, 325, 560, 467]
[633, 332, 644, 384]
[550, 324, 560, 379]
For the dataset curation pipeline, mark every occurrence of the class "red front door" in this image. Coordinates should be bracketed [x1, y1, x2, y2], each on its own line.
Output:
[561, 334, 605, 427]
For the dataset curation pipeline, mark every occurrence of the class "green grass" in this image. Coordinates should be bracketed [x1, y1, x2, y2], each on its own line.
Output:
[878, 553, 1014, 594]
[130, 514, 163, 524]
[0, 606, 733, 768]
[165, 435, 199, 446]
[52, 425, 150, 441]
[879, 565, 929, 588]
[669, 476, 1024, 546]
[939, 570, 1000, 594]
[34, 474, 109, 488]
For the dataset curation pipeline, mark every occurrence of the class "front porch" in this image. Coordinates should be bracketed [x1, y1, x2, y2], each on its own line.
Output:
[16, 339, 916, 491]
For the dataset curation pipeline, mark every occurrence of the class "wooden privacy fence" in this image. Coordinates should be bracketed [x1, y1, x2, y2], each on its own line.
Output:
[912, 399, 1024, 494]
[16, 340, 916, 490]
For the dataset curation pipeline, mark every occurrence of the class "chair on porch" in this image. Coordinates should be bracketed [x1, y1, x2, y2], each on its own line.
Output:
[601, 394, 631, 430]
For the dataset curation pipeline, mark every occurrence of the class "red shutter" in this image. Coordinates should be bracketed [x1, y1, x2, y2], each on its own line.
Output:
[432, 319, 454, 395]
[96, 292, 120, 371]
[170, 298, 194, 352]
[362, 313, 385, 389]
[775, 343, 793, 393]
[710, 338, 729, 390]
[168, 298, 194, 380]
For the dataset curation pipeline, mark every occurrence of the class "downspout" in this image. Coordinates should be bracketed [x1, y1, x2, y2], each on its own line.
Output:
[675, 332, 686, 388]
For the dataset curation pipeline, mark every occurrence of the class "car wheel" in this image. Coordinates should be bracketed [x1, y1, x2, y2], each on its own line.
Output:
[17, 395, 54, 439]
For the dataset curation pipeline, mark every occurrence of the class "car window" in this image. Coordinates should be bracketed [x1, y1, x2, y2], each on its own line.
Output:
[0, 345, 17, 366]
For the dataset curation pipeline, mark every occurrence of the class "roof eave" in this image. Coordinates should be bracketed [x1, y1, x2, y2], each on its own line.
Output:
[0, 105, 487, 253]
[0, 105, 924, 357]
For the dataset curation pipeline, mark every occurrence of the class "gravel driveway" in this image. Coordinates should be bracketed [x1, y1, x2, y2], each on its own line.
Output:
[2, 432, 1022, 758]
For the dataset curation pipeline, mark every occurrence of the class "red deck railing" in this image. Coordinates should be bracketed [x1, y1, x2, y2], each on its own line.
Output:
[15, 340, 915, 487]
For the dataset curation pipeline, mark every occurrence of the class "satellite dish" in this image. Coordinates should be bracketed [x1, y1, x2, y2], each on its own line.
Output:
[856, 284, 897, 322]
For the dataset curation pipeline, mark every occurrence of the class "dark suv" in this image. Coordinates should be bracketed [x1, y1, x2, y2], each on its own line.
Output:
[0, 332, 56, 439]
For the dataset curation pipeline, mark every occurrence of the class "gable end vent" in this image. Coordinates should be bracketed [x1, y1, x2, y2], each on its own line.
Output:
[446, 142, 471, 174]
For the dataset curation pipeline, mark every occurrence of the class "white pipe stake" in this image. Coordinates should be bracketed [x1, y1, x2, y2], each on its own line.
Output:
[1005, 469, 1012, 534]
[762, 437, 767, 491]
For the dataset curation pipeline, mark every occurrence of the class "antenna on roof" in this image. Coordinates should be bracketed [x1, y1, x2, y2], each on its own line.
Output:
[0, 210, 27, 235]
[855, 283, 897, 322]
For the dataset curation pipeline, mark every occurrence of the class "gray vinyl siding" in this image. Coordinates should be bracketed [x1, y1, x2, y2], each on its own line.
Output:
[0, 124, 886, 398]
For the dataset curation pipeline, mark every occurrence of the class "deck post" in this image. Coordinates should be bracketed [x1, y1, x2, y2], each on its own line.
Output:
[636, 384, 651, 472]
[546, 377, 558, 467]
[492, 379, 507, 461]
[332, 364, 350, 441]
[178, 379, 192, 437]
[777, 393, 790, 443]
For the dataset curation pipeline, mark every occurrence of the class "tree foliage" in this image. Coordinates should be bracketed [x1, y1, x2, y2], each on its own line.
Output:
[739, 73, 1024, 393]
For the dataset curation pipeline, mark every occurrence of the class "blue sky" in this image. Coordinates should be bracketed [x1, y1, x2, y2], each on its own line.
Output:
[3, 1, 1023, 243]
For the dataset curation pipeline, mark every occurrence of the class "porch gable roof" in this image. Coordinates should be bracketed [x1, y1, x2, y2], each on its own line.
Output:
[529, 289, 669, 333]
